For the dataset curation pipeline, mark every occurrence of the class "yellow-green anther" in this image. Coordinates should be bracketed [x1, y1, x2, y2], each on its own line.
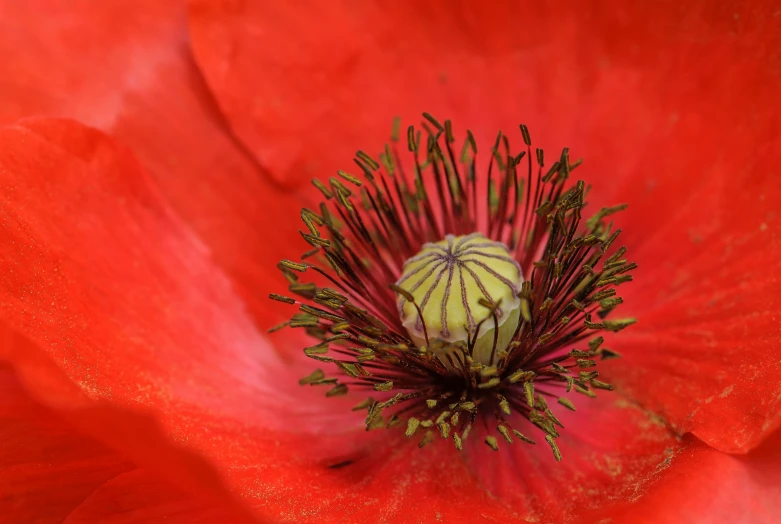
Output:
[453, 433, 463, 451]
[545, 434, 563, 461]
[395, 233, 523, 365]
[405, 417, 420, 437]
[485, 435, 500, 451]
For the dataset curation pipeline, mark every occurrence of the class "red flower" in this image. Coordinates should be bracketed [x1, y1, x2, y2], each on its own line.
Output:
[1, 1, 780, 522]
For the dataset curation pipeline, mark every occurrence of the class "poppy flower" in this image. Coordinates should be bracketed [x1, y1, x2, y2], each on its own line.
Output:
[1, 0, 780, 523]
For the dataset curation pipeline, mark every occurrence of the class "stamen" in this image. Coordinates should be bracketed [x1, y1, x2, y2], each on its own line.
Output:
[270, 114, 638, 461]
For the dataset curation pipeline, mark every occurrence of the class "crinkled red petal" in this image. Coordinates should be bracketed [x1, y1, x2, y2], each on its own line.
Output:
[0, 362, 252, 523]
[603, 148, 781, 453]
[0, 118, 307, 520]
[0, 0, 303, 328]
[587, 430, 781, 523]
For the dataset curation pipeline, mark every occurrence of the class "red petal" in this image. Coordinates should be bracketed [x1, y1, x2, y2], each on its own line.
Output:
[186, 1, 779, 191]
[0, 118, 308, 518]
[0, 118, 285, 415]
[591, 430, 781, 523]
[603, 150, 781, 453]
[465, 393, 688, 522]
[0, 362, 130, 522]
[64, 469, 250, 524]
[0, 362, 251, 523]
[0, 0, 303, 327]
[188, 0, 781, 449]
[187, 0, 552, 190]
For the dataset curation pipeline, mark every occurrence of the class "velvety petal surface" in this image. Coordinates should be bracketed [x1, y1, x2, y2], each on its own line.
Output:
[187, 0, 781, 451]
[0, 362, 250, 523]
[63, 469, 248, 524]
[464, 394, 687, 523]
[0, 362, 130, 522]
[0, 118, 302, 520]
[605, 152, 781, 453]
[0, 0, 303, 328]
[591, 430, 781, 524]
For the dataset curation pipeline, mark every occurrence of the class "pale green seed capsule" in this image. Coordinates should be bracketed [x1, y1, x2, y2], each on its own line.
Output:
[395, 232, 523, 366]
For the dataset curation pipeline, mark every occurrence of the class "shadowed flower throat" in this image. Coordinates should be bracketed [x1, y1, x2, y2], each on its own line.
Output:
[270, 114, 637, 460]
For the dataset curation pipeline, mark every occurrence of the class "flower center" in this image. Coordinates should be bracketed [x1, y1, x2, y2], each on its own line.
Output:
[396, 233, 522, 367]
[269, 114, 637, 460]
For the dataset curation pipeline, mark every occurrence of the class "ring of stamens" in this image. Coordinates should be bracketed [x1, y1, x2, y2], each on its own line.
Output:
[270, 113, 637, 460]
